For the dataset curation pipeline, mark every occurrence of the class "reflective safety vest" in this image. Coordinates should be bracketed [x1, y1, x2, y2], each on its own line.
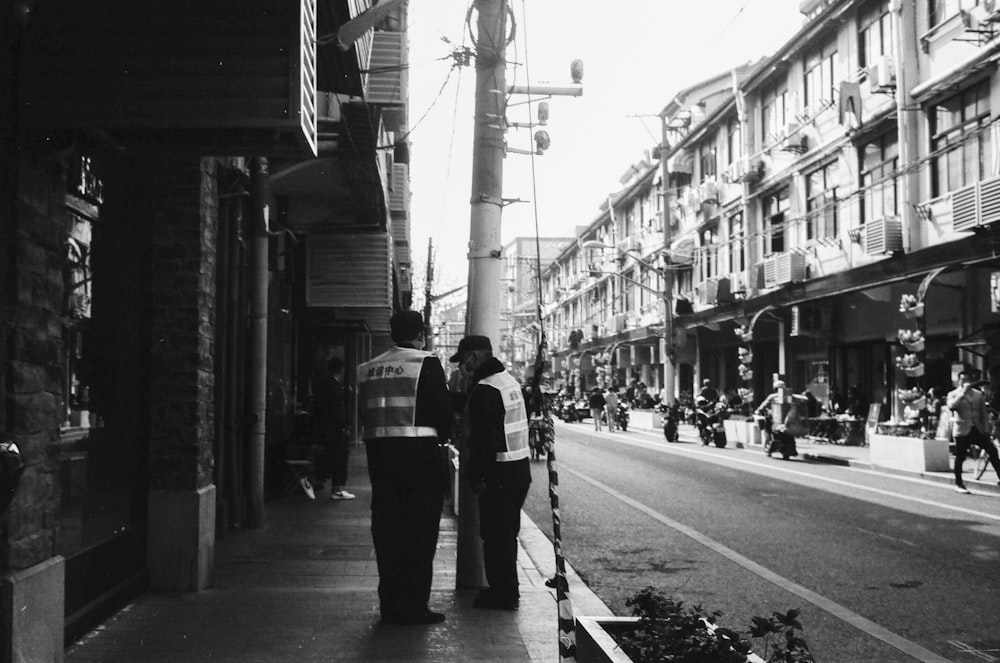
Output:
[477, 371, 530, 462]
[358, 346, 439, 440]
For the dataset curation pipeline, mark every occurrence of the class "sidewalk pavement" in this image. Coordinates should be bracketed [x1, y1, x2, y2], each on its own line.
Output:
[65, 425, 997, 663]
[65, 449, 611, 663]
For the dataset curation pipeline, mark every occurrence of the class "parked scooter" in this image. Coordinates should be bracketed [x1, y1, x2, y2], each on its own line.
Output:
[658, 402, 680, 443]
[554, 395, 578, 422]
[615, 402, 629, 432]
[695, 398, 727, 448]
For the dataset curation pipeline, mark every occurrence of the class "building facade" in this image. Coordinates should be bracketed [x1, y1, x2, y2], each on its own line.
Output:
[501, 236, 573, 382]
[1, 2, 412, 660]
[543, 0, 1000, 420]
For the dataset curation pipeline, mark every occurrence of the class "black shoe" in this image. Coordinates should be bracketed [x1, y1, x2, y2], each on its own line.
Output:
[381, 610, 446, 625]
[474, 591, 519, 610]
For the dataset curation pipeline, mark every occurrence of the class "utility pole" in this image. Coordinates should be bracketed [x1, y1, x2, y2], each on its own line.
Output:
[459, 0, 508, 589]
[658, 115, 677, 405]
[465, 0, 507, 347]
[247, 156, 269, 528]
[423, 238, 434, 350]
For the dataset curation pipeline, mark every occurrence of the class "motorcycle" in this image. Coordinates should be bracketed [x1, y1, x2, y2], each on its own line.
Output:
[695, 399, 728, 448]
[554, 395, 588, 422]
[658, 402, 680, 443]
[615, 402, 629, 432]
[754, 412, 799, 460]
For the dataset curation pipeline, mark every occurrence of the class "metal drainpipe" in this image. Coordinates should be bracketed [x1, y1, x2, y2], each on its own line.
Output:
[214, 188, 232, 532]
[225, 195, 245, 525]
[246, 156, 269, 528]
[893, 0, 919, 255]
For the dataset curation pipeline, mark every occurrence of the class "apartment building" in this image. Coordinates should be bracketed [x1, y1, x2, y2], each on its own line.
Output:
[501, 237, 574, 382]
[543, 0, 1000, 420]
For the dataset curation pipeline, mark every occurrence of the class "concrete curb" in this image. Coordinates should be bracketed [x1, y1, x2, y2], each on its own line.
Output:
[519, 511, 614, 618]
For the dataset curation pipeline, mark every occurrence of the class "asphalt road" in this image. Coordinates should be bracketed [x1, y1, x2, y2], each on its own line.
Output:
[522, 421, 1000, 663]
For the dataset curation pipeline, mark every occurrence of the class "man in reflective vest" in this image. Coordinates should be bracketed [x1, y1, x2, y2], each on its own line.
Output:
[358, 310, 453, 625]
[451, 335, 531, 610]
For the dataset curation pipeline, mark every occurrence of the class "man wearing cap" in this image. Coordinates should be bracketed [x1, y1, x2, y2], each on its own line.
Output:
[451, 335, 531, 610]
[358, 310, 453, 625]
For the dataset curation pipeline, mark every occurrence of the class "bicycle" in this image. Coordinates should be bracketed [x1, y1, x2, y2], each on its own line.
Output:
[973, 435, 999, 480]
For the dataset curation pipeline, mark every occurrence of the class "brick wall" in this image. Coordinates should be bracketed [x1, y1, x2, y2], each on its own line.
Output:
[148, 158, 218, 492]
[4, 151, 65, 571]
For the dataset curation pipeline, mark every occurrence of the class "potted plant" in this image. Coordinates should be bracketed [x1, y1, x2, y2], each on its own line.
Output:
[738, 347, 754, 364]
[897, 328, 925, 352]
[870, 421, 950, 472]
[576, 586, 814, 663]
[735, 325, 753, 343]
[898, 294, 924, 319]
[895, 353, 924, 377]
[897, 386, 926, 410]
[738, 364, 754, 381]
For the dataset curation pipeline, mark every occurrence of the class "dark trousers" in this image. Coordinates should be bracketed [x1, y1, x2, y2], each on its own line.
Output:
[954, 428, 1000, 484]
[478, 461, 531, 601]
[315, 433, 350, 487]
[365, 439, 445, 618]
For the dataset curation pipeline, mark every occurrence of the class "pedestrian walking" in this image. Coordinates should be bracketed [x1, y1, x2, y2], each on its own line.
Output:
[946, 368, 1000, 493]
[306, 356, 354, 500]
[604, 388, 618, 432]
[358, 310, 453, 625]
[588, 387, 606, 431]
[450, 335, 531, 611]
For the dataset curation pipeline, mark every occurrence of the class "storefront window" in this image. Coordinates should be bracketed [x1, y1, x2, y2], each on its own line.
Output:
[929, 0, 980, 27]
[860, 130, 899, 222]
[930, 79, 991, 195]
[728, 213, 744, 274]
[859, 0, 894, 67]
[762, 188, 789, 255]
[806, 160, 840, 240]
[761, 84, 789, 148]
[804, 38, 839, 111]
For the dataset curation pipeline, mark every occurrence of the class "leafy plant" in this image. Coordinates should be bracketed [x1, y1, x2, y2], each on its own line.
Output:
[898, 294, 919, 311]
[897, 328, 923, 344]
[748, 609, 815, 663]
[897, 386, 924, 403]
[614, 587, 814, 663]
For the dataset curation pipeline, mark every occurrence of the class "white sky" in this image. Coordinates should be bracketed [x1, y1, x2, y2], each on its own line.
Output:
[406, 0, 805, 296]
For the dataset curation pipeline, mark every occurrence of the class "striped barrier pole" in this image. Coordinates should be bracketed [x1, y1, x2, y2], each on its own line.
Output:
[546, 435, 577, 662]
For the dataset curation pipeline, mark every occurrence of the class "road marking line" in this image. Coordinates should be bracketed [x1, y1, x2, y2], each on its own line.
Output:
[947, 640, 998, 661]
[582, 429, 1000, 524]
[563, 465, 955, 663]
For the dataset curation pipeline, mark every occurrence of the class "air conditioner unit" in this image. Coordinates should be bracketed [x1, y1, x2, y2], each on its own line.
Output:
[950, 174, 1000, 232]
[697, 279, 719, 305]
[868, 55, 896, 91]
[951, 182, 979, 232]
[611, 313, 627, 333]
[980, 175, 1000, 226]
[699, 181, 720, 205]
[862, 216, 903, 255]
[761, 252, 806, 288]
[388, 163, 409, 213]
